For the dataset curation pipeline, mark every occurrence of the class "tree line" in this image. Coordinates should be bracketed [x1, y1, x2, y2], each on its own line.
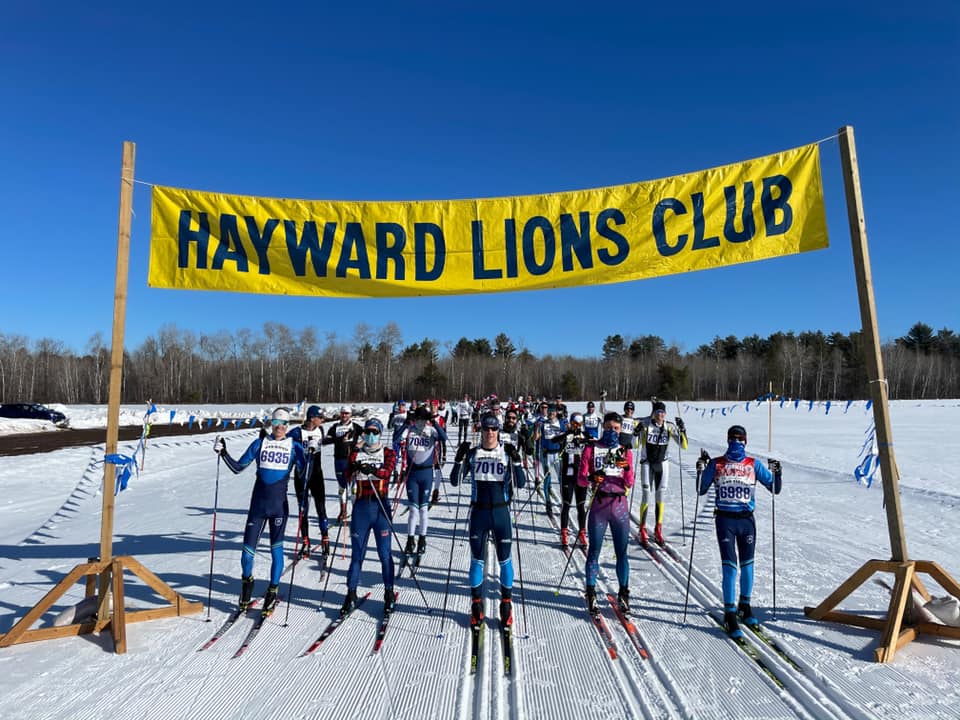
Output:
[0, 322, 956, 406]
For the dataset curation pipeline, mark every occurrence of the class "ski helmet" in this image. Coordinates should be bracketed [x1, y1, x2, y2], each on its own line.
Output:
[364, 418, 384, 434]
[480, 413, 501, 430]
[727, 425, 747, 443]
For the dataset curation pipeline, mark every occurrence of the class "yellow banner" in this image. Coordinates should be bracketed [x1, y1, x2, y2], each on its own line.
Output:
[148, 143, 828, 298]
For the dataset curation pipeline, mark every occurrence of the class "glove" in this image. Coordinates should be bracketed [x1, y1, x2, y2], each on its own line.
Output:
[361, 463, 379, 475]
[696, 448, 710, 473]
[213, 437, 226, 456]
[307, 436, 321, 453]
[768, 459, 782, 476]
[454, 441, 470, 463]
[600, 389, 608, 398]
[504, 443, 521, 463]
[675, 417, 685, 433]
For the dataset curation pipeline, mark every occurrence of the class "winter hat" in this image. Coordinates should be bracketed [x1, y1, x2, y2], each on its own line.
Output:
[340, 405, 352, 415]
[272, 408, 291, 423]
[570, 413, 584, 426]
[727, 425, 747, 443]
[652, 401, 667, 414]
[364, 418, 384, 434]
[414, 405, 433, 421]
[306, 405, 322, 419]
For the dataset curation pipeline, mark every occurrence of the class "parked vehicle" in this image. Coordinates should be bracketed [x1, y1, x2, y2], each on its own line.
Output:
[0, 403, 68, 427]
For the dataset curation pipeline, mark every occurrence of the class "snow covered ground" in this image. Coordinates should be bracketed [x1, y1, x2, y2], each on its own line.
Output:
[0, 400, 958, 720]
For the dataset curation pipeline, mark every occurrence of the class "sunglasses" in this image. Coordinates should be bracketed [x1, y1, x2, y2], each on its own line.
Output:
[365, 429, 381, 436]
[271, 419, 288, 427]
[481, 427, 499, 432]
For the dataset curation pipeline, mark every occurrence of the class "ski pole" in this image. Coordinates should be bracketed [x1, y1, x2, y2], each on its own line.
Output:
[368, 478, 433, 611]
[512, 483, 529, 638]
[767, 384, 777, 620]
[319, 509, 346, 612]
[675, 398, 687, 545]
[204, 452, 222, 621]
[437, 468, 467, 637]
[554, 488, 597, 593]
[283, 450, 315, 626]
[682, 465, 703, 625]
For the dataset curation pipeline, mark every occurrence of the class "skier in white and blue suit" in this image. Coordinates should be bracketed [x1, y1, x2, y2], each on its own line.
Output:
[398, 404, 448, 557]
[214, 407, 308, 613]
[697, 424, 782, 638]
[450, 413, 526, 628]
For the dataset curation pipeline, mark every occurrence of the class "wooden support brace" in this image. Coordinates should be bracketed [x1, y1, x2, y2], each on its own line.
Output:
[111, 558, 127, 654]
[805, 558, 960, 663]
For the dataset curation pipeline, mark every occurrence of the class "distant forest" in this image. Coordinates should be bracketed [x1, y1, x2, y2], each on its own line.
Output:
[1, 322, 957, 405]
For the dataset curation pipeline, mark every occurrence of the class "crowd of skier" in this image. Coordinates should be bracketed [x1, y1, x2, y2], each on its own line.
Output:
[212, 392, 783, 643]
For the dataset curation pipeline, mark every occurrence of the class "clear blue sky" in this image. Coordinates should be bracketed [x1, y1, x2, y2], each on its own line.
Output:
[2, 2, 956, 357]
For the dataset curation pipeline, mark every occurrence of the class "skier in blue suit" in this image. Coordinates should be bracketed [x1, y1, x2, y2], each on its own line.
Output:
[214, 407, 308, 614]
[698, 424, 782, 638]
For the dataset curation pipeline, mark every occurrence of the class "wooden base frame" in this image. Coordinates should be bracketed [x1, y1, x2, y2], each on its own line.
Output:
[804, 559, 960, 663]
[0, 556, 202, 654]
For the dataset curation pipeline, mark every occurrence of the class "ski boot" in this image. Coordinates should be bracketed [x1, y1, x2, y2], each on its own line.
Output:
[654, 523, 664, 546]
[404, 535, 416, 555]
[577, 529, 587, 548]
[339, 588, 357, 617]
[639, 525, 649, 545]
[430, 489, 440, 507]
[238, 575, 254, 611]
[723, 609, 744, 640]
[617, 585, 631, 614]
[500, 597, 513, 627]
[298, 538, 311, 560]
[321, 533, 330, 556]
[738, 600, 759, 628]
[470, 597, 484, 626]
[585, 586, 599, 615]
[262, 584, 280, 616]
[417, 535, 427, 557]
[545, 501, 554, 517]
[384, 587, 396, 614]
[560, 528, 569, 548]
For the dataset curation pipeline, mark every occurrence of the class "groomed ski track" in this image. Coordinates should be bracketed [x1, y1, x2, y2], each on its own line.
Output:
[0, 426, 958, 719]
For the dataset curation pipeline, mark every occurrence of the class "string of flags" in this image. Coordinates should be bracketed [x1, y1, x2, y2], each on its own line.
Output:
[680, 394, 881, 489]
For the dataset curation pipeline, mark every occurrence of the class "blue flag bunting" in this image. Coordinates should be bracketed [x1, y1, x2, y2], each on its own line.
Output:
[105, 453, 138, 494]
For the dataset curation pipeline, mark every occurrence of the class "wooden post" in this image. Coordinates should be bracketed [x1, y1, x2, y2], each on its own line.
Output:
[838, 126, 907, 563]
[0, 141, 211, 655]
[804, 126, 960, 662]
[97, 140, 136, 625]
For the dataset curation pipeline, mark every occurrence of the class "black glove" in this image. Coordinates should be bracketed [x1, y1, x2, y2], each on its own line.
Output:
[600, 389, 608, 398]
[455, 441, 470, 463]
[675, 417, 685, 433]
[504, 443, 521, 463]
[696, 448, 710, 472]
[768, 459, 782, 476]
